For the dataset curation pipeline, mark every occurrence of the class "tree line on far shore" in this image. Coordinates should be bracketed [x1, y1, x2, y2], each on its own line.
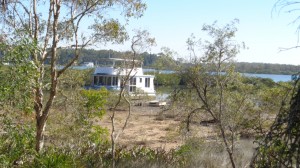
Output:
[55, 48, 300, 75]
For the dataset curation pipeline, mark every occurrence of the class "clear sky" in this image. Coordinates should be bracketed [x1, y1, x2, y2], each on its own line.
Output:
[106, 0, 300, 65]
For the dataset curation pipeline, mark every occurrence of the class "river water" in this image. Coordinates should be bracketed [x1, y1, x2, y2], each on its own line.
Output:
[242, 73, 292, 82]
[144, 69, 292, 82]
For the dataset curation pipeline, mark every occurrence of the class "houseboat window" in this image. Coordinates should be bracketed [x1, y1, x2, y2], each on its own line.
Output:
[94, 76, 98, 85]
[145, 78, 150, 88]
[130, 77, 136, 85]
[96, 76, 117, 86]
[107, 76, 112, 85]
[112, 77, 118, 86]
[103, 76, 107, 85]
[140, 78, 142, 83]
[99, 76, 104, 85]
[130, 86, 136, 92]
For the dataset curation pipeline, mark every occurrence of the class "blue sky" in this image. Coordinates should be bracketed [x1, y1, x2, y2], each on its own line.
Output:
[106, 0, 300, 65]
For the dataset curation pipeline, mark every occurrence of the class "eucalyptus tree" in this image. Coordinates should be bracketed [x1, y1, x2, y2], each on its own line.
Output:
[0, 0, 146, 152]
[181, 20, 249, 168]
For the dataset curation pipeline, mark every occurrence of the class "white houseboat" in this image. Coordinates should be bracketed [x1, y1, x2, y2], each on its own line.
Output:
[92, 58, 155, 96]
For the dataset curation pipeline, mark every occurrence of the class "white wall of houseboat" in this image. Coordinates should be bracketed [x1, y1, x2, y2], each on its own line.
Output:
[133, 76, 155, 94]
[92, 75, 155, 94]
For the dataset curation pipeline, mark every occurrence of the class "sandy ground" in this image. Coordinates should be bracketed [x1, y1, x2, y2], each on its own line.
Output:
[98, 104, 215, 151]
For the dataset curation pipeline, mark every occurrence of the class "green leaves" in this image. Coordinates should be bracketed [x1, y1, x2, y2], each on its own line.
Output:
[0, 39, 39, 112]
[119, 0, 147, 18]
[91, 19, 128, 44]
[0, 118, 35, 167]
[80, 88, 110, 147]
[80, 88, 109, 118]
[89, 125, 109, 145]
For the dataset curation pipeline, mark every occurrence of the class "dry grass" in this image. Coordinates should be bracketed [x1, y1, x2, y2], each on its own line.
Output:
[97, 105, 216, 151]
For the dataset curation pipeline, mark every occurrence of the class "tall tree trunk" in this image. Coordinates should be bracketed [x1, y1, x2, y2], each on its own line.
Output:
[34, 85, 44, 152]
[33, 0, 60, 152]
[34, 84, 57, 152]
[35, 116, 46, 152]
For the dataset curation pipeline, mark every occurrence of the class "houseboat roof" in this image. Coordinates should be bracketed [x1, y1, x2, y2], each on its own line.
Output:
[101, 58, 141, 62]
[96, 58, 142, 64]
[93, 58, 154, 77]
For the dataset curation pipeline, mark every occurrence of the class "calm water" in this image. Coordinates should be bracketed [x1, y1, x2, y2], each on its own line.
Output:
[144, 69, 292, 82]
[242, 73, 292, 82]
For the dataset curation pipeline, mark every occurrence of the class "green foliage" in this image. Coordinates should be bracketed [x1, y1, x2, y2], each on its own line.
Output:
[105, 91, 128, 109]
[80, 88, 109, 118]
[179, 20, 255, 167]
[0, 39, 39, 112]
[79, 88, 110, 146]
[30, 147, 77, 168]
[244, 82, 292, 137]
[57, 49, 159, 67]
[140, 52, 158, 67]
[179, 19, 291, 141]
[153, 73, 181, 86]
[241, 76, 276, 88]
[0, 117, 35, 167]
[59, 69, 94, 89]
[175, 137, 204, 158]
[111, 146, 185, 168]
[251, 79, 300, 167]
[91, 19, 128, 43]
[90, 126, 110, 146]
[43, 80, 110, 151]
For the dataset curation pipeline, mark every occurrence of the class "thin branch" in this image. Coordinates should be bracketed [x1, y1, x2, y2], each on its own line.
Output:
[41, 2, 54, 62]
[186, 107, 202, 132]
[278, 45, 300, 51]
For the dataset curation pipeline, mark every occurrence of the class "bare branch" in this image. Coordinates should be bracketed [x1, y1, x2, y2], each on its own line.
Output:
[279, 45, 300, 51]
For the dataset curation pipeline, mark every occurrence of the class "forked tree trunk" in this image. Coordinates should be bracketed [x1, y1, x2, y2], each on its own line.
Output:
[34, 69, 57, 152]
[33, 0, 60, 152]
[34, 92, 56, 152]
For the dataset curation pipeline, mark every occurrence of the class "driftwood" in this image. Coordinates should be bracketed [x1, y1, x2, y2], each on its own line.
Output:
[200, 119, 218, 126]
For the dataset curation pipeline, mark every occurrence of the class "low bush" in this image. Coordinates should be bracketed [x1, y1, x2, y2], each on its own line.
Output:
[0, 118, 35, 168]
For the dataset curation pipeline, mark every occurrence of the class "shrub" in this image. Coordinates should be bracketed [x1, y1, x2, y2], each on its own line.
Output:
[0, 118, 35, 167]
[30, 147, 77, 168]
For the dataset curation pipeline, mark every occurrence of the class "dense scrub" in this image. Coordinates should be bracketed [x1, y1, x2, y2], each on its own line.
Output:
[0, 63, 295, 167]
[0, 73, 293, 168]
